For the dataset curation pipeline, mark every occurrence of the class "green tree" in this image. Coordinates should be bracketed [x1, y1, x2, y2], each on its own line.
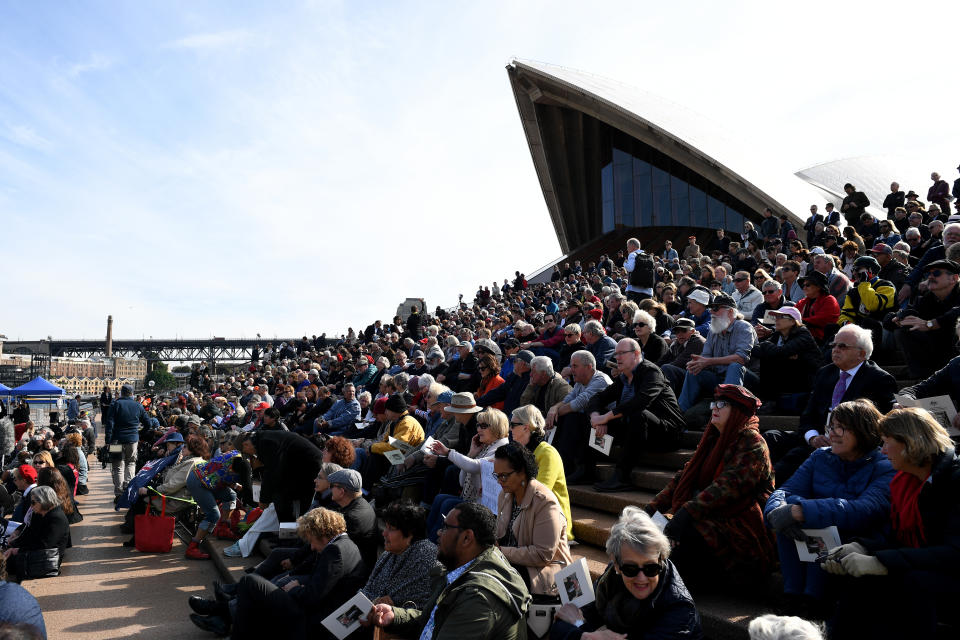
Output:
[144, 362, 177, 391]
[171, 365, 191, 373]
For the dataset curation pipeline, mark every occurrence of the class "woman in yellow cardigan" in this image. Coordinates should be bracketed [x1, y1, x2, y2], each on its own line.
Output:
[509, 404, 573, 541]
[361, 394, 424, 488]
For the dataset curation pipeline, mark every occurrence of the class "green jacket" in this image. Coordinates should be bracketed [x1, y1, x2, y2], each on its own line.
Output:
[390, 545, 531, 640]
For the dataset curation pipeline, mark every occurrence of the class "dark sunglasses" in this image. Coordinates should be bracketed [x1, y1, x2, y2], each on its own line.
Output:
[733, 277, 748, 282]
[633, 322, 646, 328]
[926, 270, 948, 278]
[619, 561, 662, 578]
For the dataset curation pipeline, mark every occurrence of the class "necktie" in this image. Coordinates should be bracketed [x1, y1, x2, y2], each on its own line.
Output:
[831, 371, 850, 409]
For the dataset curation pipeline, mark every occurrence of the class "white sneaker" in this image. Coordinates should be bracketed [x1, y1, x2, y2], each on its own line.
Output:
[223, 542, 242, 557]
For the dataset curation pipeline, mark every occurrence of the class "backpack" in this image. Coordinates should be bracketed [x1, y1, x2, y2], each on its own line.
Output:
[628, 251, 655, 288]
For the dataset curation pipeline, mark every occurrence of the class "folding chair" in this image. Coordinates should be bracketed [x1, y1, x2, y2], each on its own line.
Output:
[147, 487, 201, 544]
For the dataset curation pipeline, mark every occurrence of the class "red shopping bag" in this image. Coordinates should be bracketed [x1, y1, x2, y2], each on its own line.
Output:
[135, 494, 176, 553]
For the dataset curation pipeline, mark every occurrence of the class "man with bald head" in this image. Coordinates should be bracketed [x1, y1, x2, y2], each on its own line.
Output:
[585, 338, 685, 492]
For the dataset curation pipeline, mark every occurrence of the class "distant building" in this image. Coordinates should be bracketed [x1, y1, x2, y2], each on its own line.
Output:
[51, 376, 140, 396]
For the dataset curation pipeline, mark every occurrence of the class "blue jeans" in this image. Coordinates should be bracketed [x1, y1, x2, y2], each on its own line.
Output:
[426, 494, 464, 542]
[186, 471, 237, 532]
[677, 363, 745, 411]
[777, 531, 828, 598]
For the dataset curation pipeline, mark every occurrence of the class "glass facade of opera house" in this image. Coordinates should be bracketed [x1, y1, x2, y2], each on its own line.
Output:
[600, 128, 749, 235]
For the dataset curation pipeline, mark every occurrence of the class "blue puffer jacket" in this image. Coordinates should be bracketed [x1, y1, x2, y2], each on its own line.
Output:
[765, 447, 895, 536]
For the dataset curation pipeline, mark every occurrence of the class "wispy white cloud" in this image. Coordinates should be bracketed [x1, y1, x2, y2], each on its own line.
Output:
[67, 52, 114, 77]
[163, 29, 257, 52]
[3, 124, 51, 151]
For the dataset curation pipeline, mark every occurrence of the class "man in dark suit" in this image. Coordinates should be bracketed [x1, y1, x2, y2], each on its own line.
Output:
[763, 324, 897, 483]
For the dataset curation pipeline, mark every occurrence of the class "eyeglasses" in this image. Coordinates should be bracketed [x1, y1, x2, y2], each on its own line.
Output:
[438, 513, 465, 533]
[926, 270, 947, 278]
[491, 470, 518, 481]
[709, 400, 729, 410]
[829, 342, 859, 351]
[477, 423, 491, 429]
[509, 421, 525, 427]
[828, 423, 846, 436]
[619, 562, 662, 578]
[633, 322, 646, 328]
[734, 277, 748, 282]
[763, 290, 780, 295]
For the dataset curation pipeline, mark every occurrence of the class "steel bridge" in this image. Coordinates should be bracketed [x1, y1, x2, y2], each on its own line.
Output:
[3, 338, 298, 362]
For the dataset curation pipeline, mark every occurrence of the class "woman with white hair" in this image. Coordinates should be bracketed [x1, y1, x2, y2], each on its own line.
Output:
[748, 615, 822, 640]
[632, 309, 667, 363]
[3, 485, 70, 582]
[553, 506, 703, 638]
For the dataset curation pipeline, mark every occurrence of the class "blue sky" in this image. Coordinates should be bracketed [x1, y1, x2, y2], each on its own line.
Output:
[2, 1, 958, 341]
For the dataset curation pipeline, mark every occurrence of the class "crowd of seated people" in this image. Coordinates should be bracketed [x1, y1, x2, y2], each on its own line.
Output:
[6, 178, 958, 639]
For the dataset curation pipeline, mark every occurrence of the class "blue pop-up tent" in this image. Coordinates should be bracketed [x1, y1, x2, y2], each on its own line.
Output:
[0, 382, 11, 396]
[9, 377, 65, 397]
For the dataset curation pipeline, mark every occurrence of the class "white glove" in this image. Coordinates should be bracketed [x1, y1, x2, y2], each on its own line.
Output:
[841, 553, 888, 577]
[827, 542, 866, 560]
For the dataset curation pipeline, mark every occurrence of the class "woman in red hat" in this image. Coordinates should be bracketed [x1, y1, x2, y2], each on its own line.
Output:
[646, 384, 775, 586]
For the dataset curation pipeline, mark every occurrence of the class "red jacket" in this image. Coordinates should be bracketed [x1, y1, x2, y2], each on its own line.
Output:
[796, 295, 840, 341]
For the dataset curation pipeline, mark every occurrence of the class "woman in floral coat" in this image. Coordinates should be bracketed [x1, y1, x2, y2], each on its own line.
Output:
[647, 384, 775, 587]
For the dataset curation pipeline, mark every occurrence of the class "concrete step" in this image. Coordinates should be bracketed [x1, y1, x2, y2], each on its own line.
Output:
[757, 414, 799, 431]
[595, 463, 676, 493]
[568, 485, 656, 515]
[638, 448, 695, 470]
[571, 506, 618, 548]
[682, 429, 704, 448]
[572, 539, 610, 582]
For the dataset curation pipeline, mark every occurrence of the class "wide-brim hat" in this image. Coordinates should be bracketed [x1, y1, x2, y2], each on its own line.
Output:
[798, 270, 829, 291]
[446, 392, 482, 414]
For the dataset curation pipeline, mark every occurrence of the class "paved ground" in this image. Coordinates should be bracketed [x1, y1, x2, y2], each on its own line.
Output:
[21, 452, 219, 639]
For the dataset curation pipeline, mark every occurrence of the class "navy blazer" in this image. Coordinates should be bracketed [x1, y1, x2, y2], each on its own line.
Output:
[798, 360, 897, 435]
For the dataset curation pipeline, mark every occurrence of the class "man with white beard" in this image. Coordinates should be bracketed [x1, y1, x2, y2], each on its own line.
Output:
[677, 293, 757, 411]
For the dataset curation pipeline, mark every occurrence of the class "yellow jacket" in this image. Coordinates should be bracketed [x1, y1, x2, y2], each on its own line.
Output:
[370, 413, 424, 455]
[534, 441, 574, 541]
[839, 278, 896, 325]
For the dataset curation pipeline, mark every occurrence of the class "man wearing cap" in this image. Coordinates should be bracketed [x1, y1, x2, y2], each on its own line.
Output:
[657, 317, 706, 394]
[750, 307, 819, 403]
[478, 351, 531, 416]
[887, 259, 960, 378]
[588, 338, 685, 491]
[838, 255, 896, 346]
[357, 394, 425, 489]
[750, 280, 796, 339]
[678, 287, 712, 335]
[898, 222, 960, 304]
[314, 384, 361, 436]
[325, 468, 379, 570]
[104, 384, 152, 497]
[870, 242, 909, 294]
[682, 235, 701, 262]
[732, 270, 763, 317]
[677, 293, 757, 412]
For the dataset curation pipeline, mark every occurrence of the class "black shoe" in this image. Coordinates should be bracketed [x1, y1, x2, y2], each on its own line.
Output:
[594, 473, 632, 493]
[76, 484, 89, 495]
[123, 537, 136, 547]
[212, 581, 234, 603]
[189, 596, 226, 617]
[190, 613, 230, 637]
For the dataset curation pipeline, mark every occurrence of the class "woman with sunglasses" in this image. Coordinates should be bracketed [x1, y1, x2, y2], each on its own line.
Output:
[476, 354, 506, 410]
[764, 400, 893, 614]
[553, 506, 703, 639]
[646, 384, 775, 587]
[631, 309, 666, 364]
[493, 443, 572, 598]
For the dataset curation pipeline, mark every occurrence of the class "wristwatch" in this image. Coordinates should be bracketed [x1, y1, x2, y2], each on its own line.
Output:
[926, 320, 934, 329]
